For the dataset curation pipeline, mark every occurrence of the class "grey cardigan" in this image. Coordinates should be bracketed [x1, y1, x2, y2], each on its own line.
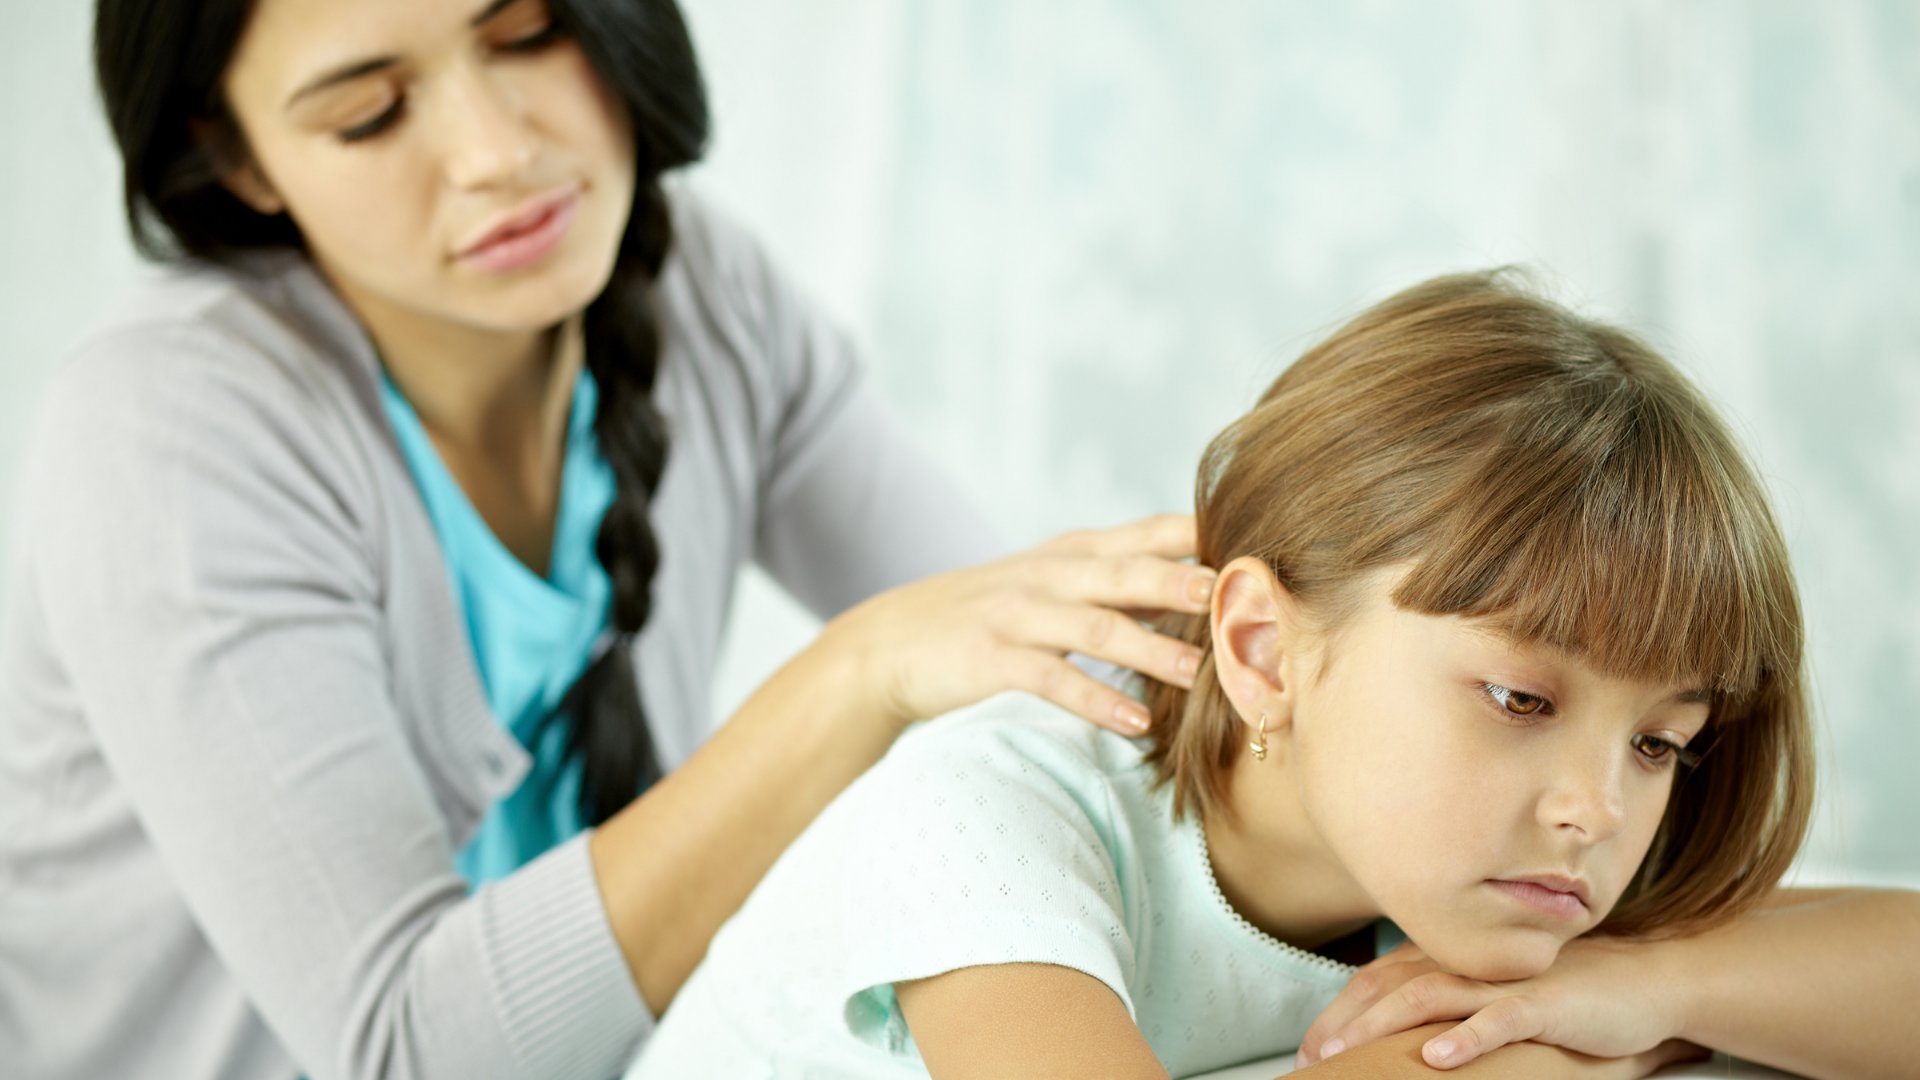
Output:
[0, 189, 1001, 1080]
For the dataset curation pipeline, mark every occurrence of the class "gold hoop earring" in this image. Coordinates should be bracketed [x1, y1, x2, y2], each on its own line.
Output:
[1249, 713, 1269, 762]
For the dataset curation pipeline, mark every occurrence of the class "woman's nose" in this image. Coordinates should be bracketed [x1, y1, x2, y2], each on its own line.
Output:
[438, 61, 538, 191]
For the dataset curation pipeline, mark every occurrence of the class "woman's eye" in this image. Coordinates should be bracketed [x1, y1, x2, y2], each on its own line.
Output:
[1484, 683, 1550, 717]
[498, 20, 566, 53]
[338, 100, 404, 143]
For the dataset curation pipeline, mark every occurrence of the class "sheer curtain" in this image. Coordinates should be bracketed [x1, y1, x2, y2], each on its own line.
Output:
[682, 0, 1920, 886]
[2, 1, 1913, 884]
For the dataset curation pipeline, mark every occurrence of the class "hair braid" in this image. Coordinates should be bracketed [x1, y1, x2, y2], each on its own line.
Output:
[555, 181, 679, 826]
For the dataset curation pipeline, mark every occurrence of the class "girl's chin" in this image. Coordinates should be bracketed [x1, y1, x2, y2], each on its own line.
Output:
[1415, 930, 1564, 983]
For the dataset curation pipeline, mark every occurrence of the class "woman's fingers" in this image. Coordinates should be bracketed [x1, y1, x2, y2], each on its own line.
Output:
[1419, 996, 1549, 1070]
[1296, 946, 1433, 1064]
[833, 514, 1213, 729]
[1014, 601, 1203, 692]
[1049, 513, 1199, 561]
[1317, 972, 1496, 1064]
[1001, 650, 1153, 735]
[1045, 553, 1216, 616]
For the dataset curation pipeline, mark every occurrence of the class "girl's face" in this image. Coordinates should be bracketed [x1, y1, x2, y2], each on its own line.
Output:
[217, 0, 635, 338]
[1215, 563, 1711, 982]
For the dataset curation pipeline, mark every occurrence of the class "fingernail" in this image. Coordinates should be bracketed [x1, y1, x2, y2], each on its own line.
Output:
[1428, 1039, 1456, 1064]
[1177, 653, 1199, 679]
[1117, 703, 1150, 734]
[1320, 1038, 1345, 1059]
[1186, 571, 1216, 605]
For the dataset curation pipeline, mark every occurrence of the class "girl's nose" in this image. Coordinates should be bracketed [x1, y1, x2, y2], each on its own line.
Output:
[439, 61, 538, 191]
[1539, 747, 1629, 844]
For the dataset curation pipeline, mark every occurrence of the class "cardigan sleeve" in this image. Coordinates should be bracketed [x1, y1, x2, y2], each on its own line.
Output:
[664, 189, 1009, 618]
[26, 322, 648, 1080]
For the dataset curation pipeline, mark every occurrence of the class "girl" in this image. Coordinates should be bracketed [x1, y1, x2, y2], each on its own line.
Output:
[0, 1, 1213, 1078]
[628, 271, 1920, 1079]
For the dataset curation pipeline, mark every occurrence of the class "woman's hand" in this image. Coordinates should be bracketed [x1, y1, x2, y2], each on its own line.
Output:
[1295, 939, 1709, 1072]
[822, 513, 1214, 736]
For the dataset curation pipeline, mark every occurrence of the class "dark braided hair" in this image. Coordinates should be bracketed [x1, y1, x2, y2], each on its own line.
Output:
[95, 0, 711, 826]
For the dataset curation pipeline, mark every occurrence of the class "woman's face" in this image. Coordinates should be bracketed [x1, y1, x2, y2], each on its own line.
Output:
[218, 0, 636, 337]
[1221, 565, 1711, 982]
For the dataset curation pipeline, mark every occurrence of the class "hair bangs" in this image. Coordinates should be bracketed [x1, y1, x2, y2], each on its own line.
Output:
[1392, 379, 1795, 712]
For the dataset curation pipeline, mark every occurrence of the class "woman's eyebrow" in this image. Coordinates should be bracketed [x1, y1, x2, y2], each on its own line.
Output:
[469, 0, 523, 25]
[285, 57, 399, 111]
[283, 1, 527, 112]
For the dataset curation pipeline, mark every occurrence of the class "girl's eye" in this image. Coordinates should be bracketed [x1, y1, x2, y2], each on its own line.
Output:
[1484, 683, 1551, 717]
[339, 99, 404, 143]
[1631, 733, 1701, 769]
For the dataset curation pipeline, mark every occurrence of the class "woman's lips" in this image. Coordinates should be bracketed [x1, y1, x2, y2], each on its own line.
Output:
[1487, 878, 1590, 920]
[457, 186, 582, 273]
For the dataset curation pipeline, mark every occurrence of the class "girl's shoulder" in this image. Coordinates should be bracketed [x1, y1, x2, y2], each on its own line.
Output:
[880, 692, 1156, 818]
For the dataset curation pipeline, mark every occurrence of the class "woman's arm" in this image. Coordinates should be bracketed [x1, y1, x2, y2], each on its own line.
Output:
[590, 627, 898, 1014]
[594, 515, 1215, 1013]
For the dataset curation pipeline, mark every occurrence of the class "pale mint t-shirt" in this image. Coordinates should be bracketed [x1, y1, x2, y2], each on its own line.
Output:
[629, 693, 1364, 1079]
[377, 367, 615, 887]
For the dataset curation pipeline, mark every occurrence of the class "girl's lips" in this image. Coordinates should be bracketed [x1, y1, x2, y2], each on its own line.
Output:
[1488, 878, 1589, 920]
[457, 187, 582, 273]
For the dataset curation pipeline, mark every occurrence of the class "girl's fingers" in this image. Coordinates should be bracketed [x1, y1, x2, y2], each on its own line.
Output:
[1419, 996, 1547, 1070]
[1017, 602, 1203, 691]
[1004, 651, 1153, 735]
[1319, 973, 1491, 1063]
[1643, 1039, 1712, 1071]
[1297, 949, 1432, 1064]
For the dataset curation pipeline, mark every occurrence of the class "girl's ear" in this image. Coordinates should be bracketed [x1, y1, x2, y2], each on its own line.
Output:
[1210, 556, 1307, 738]
[191, 118, 286, 216]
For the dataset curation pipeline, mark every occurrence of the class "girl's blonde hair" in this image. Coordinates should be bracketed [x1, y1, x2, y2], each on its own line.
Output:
[1144, 270, 1812, 936]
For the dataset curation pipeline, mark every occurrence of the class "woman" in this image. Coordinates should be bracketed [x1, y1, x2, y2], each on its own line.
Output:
[0, 1, 1214, 1078]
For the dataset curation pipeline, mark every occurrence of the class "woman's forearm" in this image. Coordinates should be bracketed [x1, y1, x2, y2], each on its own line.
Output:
[1666, 887, 1920, 1080]
[588, 626, 900, 1014]
[583, 515, 1209, 1015]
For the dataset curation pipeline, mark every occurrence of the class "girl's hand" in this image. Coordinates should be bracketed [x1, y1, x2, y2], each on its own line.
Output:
[1295, 939, 1710, 1072]
[823, 513, 1213, 736]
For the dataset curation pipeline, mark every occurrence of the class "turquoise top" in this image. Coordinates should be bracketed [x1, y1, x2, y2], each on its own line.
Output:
[378, 368, 617, 887]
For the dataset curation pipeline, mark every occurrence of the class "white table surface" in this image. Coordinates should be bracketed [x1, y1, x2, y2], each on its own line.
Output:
[1193, 1051, 1802, 1079]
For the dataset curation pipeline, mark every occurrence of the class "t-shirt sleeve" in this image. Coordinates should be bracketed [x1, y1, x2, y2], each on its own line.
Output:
[24, 326, 647, 1080]
[665, 187, 1007, 617]
[827, 705, 1142, 1054]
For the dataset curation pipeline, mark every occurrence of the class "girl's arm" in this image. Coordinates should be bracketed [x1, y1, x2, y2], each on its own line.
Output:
[895, 968, 1689, 1080]
[1297, 887, 1920, 1080]
[1663, 887, 1920, 1079]
[898, 963, 1169, 1080]
[1295, 1025, 1697, 1079]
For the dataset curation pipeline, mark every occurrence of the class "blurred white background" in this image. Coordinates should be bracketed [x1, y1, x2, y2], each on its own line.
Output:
[3, 2, 1915, 884]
